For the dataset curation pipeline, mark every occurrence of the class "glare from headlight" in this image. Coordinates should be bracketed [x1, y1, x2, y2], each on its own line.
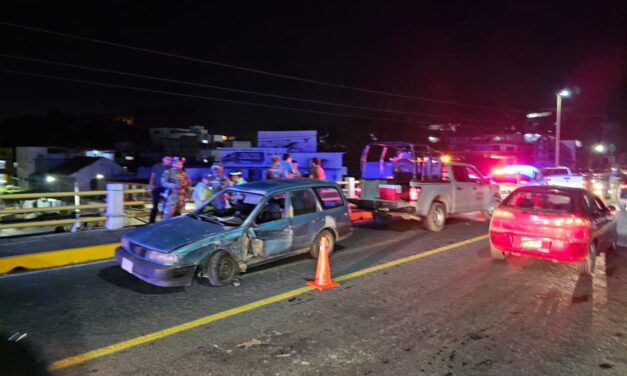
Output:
[121, 236, 130, 251]
[146, 251, 178, 265]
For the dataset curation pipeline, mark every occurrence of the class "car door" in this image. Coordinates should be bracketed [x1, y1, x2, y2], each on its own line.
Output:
[250, 192, 292, 257]
[465, 166, 490, 211]
[592, 196, 616, 249]
[450, 165, 474, 212]
[583, 193, 609, 250]
[289, 188, 324, 251]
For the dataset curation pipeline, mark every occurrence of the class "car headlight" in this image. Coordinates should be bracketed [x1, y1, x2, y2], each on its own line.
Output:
[146, 250, 178, 265]
[120, 236, 130, 251]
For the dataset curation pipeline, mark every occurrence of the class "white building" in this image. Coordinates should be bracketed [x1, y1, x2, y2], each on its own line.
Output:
[45, 157, 125, 191]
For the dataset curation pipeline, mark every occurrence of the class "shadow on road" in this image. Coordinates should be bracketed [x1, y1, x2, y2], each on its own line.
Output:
[97, 265, 185, 294]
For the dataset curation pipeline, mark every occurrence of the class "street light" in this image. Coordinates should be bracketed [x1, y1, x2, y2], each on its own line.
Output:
[45, 175, 56, 183]
[555, 89, 571, 166]
[594, 144, 606, 153]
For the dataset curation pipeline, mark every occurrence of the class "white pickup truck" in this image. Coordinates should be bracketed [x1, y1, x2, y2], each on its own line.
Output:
[539, 167, 585, 189]
[349, 142, 501, 231]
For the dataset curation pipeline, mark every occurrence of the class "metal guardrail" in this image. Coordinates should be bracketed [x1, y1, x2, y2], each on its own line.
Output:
[0, 179, 361, 234]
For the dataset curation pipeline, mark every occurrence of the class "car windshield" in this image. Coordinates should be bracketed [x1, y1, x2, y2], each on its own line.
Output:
[193, 189, 264, 226]
[541, 168, 569, 176]
[504, 191, 574, 213]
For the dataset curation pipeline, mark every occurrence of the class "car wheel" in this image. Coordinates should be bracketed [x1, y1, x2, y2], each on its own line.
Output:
[482, 196, 500, 219]
[578, 242, 597, 275]
[424, 202, 446, 232]
[207, 251, 239, 287]
[373, 212, 391, 226]
[310, 229, 335, 259]
[490, 243, 508, 260]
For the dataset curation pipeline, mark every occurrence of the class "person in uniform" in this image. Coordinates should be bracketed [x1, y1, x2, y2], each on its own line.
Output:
[161, 156, 190, 220]
[210, 163, 229, 191]
[147, 155, 172, 223]
[229, 171, 247, 186]
[192, 173, 214, 208]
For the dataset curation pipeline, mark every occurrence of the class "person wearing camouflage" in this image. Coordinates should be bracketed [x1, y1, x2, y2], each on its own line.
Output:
[160, 157, 190, 220]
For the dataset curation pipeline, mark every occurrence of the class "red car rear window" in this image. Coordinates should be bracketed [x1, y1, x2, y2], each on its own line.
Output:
[505, 191, 574, 213]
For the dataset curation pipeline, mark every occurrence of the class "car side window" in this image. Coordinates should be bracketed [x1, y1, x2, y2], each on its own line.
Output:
[314, 187, 345, 209]
[465, 167, 482, 183]
[290, 189, 318, 216]
[451, 166, 467, 182]
[593, 197, 607, 212]
[256, 193, 286, 224]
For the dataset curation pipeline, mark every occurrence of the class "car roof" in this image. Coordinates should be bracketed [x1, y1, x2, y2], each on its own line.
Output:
[228, 179, 341, 195]
[513, 185, 587, 195]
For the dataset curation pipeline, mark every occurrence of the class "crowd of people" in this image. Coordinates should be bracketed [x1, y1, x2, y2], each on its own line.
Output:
[147, 153, 326, 223]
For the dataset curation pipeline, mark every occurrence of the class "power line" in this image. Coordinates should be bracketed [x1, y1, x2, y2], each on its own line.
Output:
[0, 21, 529, 114]
[0, 54, 516, 125]
[3, 69, 447, 126]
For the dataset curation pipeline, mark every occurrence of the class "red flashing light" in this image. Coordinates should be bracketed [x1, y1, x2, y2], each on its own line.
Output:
[492, 167, 504, 175]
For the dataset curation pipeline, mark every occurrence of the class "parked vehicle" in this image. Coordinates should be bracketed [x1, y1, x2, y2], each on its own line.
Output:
[539, 166, 585, 189]
[350, 142, 501, 231]
[115, 179, 353, 287]
[489, 185, 617, 274]
[490, 164, 541, 198]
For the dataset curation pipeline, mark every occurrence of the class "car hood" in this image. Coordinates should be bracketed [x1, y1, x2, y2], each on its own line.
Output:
[127, 215, 226, 253]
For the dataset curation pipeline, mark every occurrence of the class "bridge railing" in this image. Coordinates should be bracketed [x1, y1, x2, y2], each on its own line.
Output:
[0, 178, 360, 235]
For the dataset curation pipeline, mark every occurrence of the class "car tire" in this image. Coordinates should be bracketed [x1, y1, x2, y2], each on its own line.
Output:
[490, 243, 508, 260]
[424, 202, 446, 232]
[578, 242, 597, 275]
[310, 229, 335, 259]
[207, 251, 239, 287]
[373, 212, 391, 226]
[482, 196, 500, 219]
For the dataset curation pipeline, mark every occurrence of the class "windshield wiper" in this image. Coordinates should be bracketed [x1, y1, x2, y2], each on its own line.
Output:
[198, 214, 223, 225]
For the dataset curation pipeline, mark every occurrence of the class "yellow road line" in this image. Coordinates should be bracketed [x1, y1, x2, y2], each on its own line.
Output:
[0, 243, 117, 274]
[49, 234, 488, 371]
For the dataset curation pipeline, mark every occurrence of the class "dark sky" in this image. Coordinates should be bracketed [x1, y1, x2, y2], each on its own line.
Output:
[1, 0, 625, 135]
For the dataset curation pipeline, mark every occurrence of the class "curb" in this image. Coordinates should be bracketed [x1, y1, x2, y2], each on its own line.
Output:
[0, 243, 118, 274]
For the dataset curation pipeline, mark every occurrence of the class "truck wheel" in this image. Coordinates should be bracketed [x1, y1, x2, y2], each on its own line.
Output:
[373, 212, 391, 226]
[207, 251, 239, 287]
[577, 242, 596, 275]
[490, 243, 508, 260]
[310, 229, 335, 259]
[482, 196, 500, 219]
[424, 202, 446, 232]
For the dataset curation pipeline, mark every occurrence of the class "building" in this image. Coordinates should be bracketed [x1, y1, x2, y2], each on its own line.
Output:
[38, 156, 125, 192]
[0, 148, 16, 186]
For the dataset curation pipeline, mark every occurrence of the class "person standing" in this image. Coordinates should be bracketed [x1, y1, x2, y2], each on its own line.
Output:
[309, 157, 326, 180]
[210, 163, 229, 191]
[161, 156, 190, 220]
[148, 155, 172, 223]
[291, 159, 302, 178]
[229, 171, 247, 185]
[192, 173, 214, 208]
[280, 154, 294, 179]
[266, 156, 287, 179]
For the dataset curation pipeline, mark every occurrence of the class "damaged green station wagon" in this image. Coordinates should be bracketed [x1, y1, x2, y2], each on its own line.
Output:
[115, 179, 353, 287]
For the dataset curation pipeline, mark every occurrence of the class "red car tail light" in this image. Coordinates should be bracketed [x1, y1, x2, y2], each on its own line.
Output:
[409, 186, 421, 202]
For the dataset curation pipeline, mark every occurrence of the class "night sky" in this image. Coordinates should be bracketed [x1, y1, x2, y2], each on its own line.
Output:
[1, 1, 625, 140]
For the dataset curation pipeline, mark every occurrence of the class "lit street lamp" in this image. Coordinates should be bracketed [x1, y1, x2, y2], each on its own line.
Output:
[593, 144, 606, 153]
[555, 89, 570, 166]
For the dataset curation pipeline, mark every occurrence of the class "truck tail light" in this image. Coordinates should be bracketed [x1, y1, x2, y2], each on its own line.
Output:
[409, 186, 421, 202]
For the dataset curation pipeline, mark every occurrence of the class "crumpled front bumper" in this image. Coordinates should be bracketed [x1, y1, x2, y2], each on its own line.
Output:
[115, 247, 196, 287]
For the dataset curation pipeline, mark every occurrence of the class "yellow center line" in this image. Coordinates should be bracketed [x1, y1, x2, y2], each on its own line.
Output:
[49, 234, 488, 371]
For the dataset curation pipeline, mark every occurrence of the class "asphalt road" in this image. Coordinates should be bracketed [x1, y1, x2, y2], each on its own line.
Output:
[1, 212, 627, 376]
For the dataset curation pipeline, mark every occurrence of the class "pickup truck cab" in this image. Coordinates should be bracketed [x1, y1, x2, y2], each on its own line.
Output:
[540, 167, 585, 189]
[350, 142, 501, 231]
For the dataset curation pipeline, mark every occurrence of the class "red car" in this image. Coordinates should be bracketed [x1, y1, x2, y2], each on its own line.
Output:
[489, 185, 618, 274]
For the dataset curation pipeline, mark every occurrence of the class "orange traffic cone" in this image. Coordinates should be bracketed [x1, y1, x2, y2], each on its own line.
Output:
[306, 236, 339, 290]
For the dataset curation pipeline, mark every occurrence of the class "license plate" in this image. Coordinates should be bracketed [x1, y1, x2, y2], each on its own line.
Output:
[521, 238, 542, 250]
[121, 258, 133, 273]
